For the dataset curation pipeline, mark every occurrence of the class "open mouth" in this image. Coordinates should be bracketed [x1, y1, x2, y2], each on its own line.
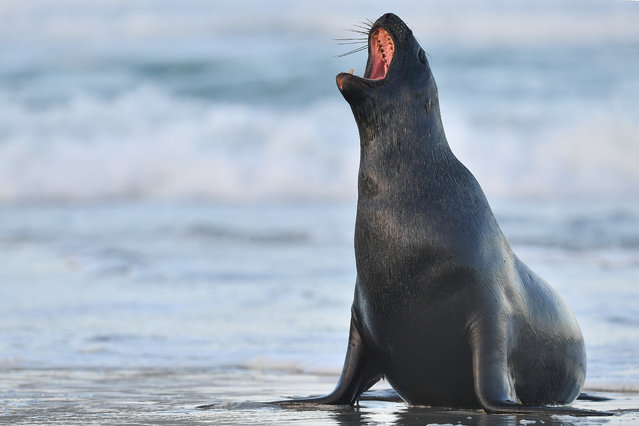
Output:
[337, 25, 395, 92]
[365, 27, 395, 80]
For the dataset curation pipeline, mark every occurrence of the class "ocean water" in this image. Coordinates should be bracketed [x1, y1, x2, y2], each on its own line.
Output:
[1, 0, 638, 424]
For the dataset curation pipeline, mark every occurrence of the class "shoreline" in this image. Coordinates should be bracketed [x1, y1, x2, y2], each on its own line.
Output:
[2, 366, 638, 425]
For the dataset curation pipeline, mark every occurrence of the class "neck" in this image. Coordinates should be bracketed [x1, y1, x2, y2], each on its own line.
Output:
[353, 101, 456, 200]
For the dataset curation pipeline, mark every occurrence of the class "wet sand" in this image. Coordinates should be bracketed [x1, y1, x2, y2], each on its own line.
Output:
[2, 367, 638, 425]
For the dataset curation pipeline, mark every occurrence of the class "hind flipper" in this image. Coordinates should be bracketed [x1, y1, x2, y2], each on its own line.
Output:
[577, 392, 612, 402]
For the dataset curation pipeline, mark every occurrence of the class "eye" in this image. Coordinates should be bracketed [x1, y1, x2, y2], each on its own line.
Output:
[418, 48, 426, 64]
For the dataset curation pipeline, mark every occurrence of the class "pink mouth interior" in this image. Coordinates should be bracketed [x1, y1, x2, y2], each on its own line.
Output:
[367, 28, 394, 80]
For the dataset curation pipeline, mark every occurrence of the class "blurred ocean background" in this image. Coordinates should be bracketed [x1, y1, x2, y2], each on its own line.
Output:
[1, 0, 638, 424]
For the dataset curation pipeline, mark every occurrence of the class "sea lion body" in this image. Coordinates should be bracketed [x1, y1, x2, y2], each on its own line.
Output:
[352, 137, 585, 408]
[284, 13, 599, 416]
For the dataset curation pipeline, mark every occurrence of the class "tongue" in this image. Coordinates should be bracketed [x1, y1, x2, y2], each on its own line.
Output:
[368, 59, 387, 80]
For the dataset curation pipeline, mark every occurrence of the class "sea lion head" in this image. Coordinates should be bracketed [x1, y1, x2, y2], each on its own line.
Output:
[336, 13, 438, 118]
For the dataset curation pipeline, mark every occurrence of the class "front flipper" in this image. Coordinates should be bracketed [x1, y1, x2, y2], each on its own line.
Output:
[278, 309, 381, 406]
[469, 322, 612, 417]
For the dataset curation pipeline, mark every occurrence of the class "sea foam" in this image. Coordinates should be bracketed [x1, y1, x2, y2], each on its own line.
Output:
[1, 87, 637, 203]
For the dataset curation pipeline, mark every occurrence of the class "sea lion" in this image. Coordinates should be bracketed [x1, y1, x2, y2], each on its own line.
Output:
[282, 13, 607, 416]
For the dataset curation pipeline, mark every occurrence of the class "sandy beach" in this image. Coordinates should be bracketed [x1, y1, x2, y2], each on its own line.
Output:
[3, 367, 639, 425]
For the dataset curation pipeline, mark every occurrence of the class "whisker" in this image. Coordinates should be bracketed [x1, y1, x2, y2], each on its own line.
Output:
[336, 19, 375, 58]
[335, 37, 367, 45]
[352, 23, 371, 33]
[346, 29, 369, 36]
[336, 45, 368, 58]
